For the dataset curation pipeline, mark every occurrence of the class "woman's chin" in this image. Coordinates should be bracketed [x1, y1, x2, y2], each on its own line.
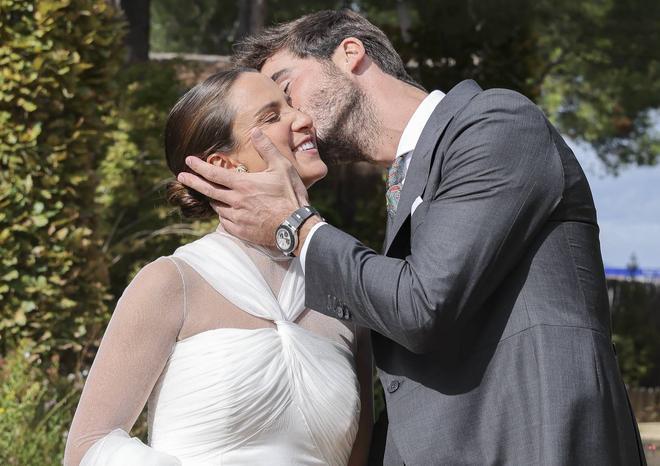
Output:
[301, 164, 328, 189]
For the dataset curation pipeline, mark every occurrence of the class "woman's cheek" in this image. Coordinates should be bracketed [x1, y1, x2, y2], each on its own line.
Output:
[242, 147, 268, 171]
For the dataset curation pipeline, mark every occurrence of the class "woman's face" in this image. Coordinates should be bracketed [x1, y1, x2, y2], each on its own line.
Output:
[225, 72, 328, 188]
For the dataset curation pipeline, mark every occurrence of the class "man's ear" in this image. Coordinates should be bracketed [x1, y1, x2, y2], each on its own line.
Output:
[332, 37, 368, 74]
[207, 153, 238, 169]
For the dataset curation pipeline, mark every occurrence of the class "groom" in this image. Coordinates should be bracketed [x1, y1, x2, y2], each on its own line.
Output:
[179, 10, 645, 465]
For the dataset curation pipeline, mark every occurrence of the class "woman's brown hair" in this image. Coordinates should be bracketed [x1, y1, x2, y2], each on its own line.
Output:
[165, 67, 257, 218]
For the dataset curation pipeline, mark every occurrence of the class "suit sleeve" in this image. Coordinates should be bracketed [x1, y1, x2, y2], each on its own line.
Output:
[304, 90, 564, 354]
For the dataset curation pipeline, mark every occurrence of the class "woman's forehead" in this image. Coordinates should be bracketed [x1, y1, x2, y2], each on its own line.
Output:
[230, 73, 284, 110]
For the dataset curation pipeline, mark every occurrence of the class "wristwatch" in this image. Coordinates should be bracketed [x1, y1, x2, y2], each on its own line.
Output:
[275, 206, 322, 256]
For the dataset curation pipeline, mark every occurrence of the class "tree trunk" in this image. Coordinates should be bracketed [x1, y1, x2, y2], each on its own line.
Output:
[120, 0, 150, 63]
[236, 0, 267, 41]
[397, 0, 413, 44]
[249, 0, 267, 34]
[236, 0, 250, 42]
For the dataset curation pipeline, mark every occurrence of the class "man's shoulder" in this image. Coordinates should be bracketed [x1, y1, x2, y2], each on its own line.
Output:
[417, 82, 541, 146]
[444, 86, 545, 138]
[470, 87, 540, 116]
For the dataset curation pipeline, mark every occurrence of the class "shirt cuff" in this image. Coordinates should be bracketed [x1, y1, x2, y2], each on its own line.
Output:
[299, 221, 328, 275]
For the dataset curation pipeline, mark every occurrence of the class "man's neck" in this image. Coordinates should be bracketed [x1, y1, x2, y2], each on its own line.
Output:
[367, 76, 428, 167]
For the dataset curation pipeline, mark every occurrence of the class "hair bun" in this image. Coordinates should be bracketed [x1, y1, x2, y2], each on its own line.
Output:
[166, 179, 216, 219]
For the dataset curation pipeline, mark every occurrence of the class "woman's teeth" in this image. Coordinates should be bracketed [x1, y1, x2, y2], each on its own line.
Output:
[296, 141, 315, 152]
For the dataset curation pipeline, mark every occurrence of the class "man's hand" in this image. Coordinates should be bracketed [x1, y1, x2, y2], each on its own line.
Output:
[177, 128, 310, 247]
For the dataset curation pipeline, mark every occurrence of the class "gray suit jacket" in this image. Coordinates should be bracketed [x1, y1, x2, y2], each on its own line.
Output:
[305, 80, 645, 465]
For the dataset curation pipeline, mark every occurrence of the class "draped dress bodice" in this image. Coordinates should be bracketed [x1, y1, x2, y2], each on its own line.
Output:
[146, 232, 360, 465]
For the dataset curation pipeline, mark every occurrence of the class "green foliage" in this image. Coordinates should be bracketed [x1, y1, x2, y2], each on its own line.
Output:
[0, 8, 191, 451]
[610, 280, 660, 386]
[0, 0, 126, 357]
[362, 0, 660, 170]
[150, 0, 347, 55]
[151, 0, 240, 54]
[612, 333, 651, 386]
[363, 0, 543, 98]
[0, 1, 202, 361]
[96, 60, 215, 299]
[535, 0, 660, 170]
[310, 165, 387, 251]
[0, 341, 80, 466]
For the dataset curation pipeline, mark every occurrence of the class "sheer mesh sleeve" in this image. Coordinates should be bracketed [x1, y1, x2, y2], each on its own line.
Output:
[63, 257, 186, 466]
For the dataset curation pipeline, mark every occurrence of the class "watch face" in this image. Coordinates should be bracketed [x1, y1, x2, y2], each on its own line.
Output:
[276, 226, 294, 252]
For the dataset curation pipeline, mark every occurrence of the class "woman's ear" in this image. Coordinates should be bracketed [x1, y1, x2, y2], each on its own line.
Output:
[207, 153, 238, 169]
[332, 37, 367, 73]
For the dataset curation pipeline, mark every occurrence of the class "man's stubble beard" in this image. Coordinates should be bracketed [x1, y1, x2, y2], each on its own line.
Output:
[307, 63, 381, 166]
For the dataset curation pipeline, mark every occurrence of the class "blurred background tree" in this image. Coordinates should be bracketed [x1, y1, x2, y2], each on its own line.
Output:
[0, 0, 123, 361]
[0, 0, 126, 462]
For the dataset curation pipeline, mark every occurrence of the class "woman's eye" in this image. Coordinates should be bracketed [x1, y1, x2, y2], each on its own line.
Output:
[283, 82, 291, 95]
[264, 113, 280, 124]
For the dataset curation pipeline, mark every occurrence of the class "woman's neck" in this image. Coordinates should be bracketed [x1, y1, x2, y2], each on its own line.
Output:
[215, 222, 289, 262]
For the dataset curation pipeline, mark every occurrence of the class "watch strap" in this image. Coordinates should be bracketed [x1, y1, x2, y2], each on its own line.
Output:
[285, 206, 321, 230]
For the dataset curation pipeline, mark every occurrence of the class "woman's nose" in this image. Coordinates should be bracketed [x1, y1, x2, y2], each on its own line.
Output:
[291, 108, 313, 132]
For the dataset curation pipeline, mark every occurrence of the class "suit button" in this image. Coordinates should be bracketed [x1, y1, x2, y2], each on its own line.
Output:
[387, 380, 400, 393]
[327, 295, 337, 314]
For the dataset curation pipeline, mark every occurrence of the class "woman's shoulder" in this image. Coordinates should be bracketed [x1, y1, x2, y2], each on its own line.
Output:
[133, 256, 182, 284]
[99, 256, 188, 344]
[110, 257, 187, 333]
[120, 257, 185, 308]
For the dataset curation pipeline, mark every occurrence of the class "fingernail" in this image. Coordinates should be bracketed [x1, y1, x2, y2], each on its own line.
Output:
[251, 128, 263, 138]
[177, 173, 186, 182]
[185, 156, 194, 166]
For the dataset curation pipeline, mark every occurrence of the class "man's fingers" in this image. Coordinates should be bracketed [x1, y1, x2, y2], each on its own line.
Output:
[177, 172, 236, 204]
[184, 156, 237, 188]
[220, 217, 242, 239]
[210, 200, 238, 223]
[251, 128, 285, 167]
[210, 200, 228, 218]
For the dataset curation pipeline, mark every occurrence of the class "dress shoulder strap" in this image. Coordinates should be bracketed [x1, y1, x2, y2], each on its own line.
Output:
[171, 232, 305, 322]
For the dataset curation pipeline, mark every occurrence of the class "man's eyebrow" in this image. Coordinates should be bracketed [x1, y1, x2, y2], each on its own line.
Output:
[254, 101, 279, 117]
[270, 68, 290, 82]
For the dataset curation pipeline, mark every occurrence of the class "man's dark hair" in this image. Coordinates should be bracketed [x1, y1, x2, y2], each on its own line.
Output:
[233, 9, 424, 91]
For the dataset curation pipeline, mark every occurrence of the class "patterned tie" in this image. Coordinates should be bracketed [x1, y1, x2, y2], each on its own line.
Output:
[386, 154, 408, 219]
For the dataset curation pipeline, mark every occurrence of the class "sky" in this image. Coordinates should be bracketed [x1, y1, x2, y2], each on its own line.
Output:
[570, 141, 660, 269]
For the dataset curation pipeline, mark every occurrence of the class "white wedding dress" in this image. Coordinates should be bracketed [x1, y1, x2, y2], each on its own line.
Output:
[64, 230, 361, 466]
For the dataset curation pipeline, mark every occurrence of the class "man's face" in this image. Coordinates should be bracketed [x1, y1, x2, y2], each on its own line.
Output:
[260, 49, 379, 165]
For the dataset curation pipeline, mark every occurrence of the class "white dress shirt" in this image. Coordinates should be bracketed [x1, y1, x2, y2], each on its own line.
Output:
[300, 90, 445, 273]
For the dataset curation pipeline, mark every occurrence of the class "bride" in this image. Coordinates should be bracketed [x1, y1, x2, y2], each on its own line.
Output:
[64, 68, 373, 466]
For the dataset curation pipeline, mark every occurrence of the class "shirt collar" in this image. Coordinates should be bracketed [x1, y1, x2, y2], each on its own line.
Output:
[395, 90, 445, 158]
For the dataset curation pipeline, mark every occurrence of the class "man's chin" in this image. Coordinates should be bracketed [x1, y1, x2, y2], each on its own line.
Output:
[317, 140, 372, 166]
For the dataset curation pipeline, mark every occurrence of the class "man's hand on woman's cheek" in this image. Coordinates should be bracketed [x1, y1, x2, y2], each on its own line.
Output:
[177, 129, 310, 248]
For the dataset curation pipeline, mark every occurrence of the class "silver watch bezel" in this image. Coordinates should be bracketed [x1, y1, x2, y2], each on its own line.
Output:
[275, 221, 298, 256]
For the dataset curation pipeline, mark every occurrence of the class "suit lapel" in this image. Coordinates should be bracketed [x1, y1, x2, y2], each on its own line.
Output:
[384, 80, 483, 255]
